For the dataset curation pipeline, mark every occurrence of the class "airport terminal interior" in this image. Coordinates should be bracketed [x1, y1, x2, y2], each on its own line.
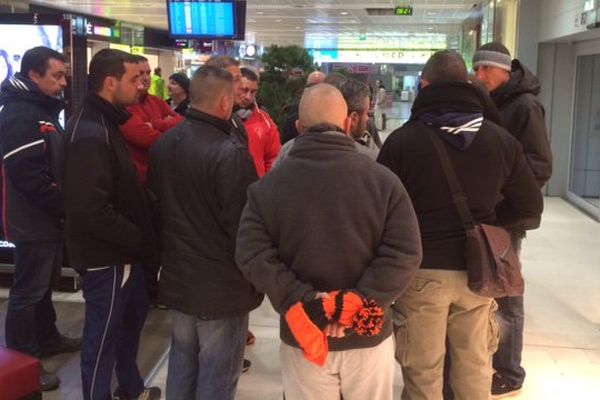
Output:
[0, 0, 598, 399]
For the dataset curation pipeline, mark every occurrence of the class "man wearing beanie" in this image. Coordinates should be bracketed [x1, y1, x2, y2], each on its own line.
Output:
[378, 49, 543, 400]
[168, 72, 190, 116]
[473, 42, 553, 398]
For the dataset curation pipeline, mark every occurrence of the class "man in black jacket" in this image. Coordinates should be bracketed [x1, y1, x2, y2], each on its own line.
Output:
[378, 50, 543, 400]
[63, 49, 160, 400]
[148, 65, 261, 400]
[473, 42, 553, 397]
[0, 46, 80, 391]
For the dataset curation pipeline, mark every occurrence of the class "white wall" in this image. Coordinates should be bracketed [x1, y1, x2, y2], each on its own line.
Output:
[538, 43, 576, 196]
[539, 0, 587, 42]
[516, 0, 540, 71]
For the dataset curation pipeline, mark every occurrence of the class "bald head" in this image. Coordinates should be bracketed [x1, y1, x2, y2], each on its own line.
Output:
[306, 71, 326, 86]
[297, 83, 348, 133]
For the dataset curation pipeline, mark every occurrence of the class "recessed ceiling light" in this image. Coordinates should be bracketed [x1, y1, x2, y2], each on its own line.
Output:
[340, 11, 349, 15]
[428, 19, 435, 23]
[295, 26, 300, 29]
[428, 27, 434, 30]
[276, 19, 282, 22]
[427, 12, 437, 16]
[256, 11, 264, 15]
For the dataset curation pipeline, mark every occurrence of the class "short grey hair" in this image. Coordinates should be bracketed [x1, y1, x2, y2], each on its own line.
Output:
[336, 78, 371, 114]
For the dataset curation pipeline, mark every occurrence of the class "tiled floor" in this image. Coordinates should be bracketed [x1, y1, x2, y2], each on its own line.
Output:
[149, 197, 600, 399]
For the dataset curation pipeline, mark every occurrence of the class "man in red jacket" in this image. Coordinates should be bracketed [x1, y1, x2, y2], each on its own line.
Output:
[120, 55, 183, 306]
[120, 55, 183, 185]
[235, 67, 281, 177]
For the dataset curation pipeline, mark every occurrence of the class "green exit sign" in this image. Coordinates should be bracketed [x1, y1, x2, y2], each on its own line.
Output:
[394, 6, 413, 16]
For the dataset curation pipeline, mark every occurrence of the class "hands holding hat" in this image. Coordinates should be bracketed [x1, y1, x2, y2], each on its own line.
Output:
[285, 290, 384, 366]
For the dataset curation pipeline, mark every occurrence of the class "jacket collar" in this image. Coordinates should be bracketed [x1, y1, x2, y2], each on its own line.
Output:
[187, 107, 232, 135]
[85, 94, 131, 126]
[0, 72, 64, 117]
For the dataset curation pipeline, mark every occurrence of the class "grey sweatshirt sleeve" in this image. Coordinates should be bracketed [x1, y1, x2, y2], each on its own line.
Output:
[355, 178, 423, 308]
[236, 186, 317, 314]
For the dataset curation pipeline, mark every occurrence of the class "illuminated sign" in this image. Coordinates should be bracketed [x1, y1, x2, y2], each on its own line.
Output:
[85, 20, 120, 38]
[583, 0, 596, 12]
[394, 6, 413, 16]
[311, 49, 435, 64]
[93, 26, 112, 37]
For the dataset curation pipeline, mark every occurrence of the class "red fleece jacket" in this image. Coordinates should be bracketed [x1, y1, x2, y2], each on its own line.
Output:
[120, 94, 184, 184]
[242, 106, 281, 177]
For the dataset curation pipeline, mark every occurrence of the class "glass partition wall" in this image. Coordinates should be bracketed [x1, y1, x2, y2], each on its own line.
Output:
[569, 53, 600, 219]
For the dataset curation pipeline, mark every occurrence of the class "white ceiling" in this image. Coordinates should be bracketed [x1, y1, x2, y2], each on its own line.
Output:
[28, 0, 480, 48]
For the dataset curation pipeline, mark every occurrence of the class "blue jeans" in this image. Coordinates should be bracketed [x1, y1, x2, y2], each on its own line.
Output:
[493, 236, 525, 387]
[493, 295, 525, 386]
[5, 240, 62, 358]
[80, 264, 149, 400]
[166, 310, 248, 400]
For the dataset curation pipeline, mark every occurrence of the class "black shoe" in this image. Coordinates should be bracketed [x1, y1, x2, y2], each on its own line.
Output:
[242, 358, 251, 373]
[40, 367, 60, 391]
[492, 373, 522, 398]
[118, 386, 162, 400]
[40, 334, 82, 357]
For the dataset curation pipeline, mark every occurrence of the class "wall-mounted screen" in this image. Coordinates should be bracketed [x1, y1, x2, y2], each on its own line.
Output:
[167, 0, 246, 40]
[0, 24, 63, 84]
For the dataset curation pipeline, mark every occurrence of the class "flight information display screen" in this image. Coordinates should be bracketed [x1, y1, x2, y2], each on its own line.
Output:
[167, 0, 236, 38]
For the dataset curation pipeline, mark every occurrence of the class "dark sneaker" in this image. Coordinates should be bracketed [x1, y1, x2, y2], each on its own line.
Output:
[242, 358, 251, 373]
[40, 334, 82, 357]
[40, 366, 60, 391]
[492, 373, 522, 398]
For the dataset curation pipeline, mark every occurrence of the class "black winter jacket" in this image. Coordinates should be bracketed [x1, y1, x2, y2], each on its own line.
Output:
[491, 60, 553, 187]
[63, 94, 156, 272]
[0, 73, 64, 241]
[378, 82, 543, 270]
[148, 108, 262, 319]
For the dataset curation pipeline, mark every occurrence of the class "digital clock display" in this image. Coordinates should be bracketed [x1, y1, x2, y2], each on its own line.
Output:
[394, 6, 413, 16]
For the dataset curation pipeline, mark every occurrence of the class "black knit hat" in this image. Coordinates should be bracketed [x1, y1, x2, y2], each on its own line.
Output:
[473, 42, 512, 71]
[168, 72, 190, 94]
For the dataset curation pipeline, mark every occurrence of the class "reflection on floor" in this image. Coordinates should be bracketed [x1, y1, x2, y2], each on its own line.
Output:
[0, 290, 170, 400]
[150, 198, 600, 400]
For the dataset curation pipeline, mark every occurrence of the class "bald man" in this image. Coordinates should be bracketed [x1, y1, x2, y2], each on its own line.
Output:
[306, 70, 326, 86]
[236, 83, 422, 400]
[280, 70, 327, 144]
[148, 65, 261, 399]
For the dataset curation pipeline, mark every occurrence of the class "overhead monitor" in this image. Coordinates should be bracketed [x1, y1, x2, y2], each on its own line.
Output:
[167, 0, 246, 40]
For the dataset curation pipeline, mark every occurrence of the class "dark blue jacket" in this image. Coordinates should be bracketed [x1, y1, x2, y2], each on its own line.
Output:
[0, 73, 64, 241]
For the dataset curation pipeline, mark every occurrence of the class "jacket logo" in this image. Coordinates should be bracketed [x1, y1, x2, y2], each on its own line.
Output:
[38, 121, 58, 134]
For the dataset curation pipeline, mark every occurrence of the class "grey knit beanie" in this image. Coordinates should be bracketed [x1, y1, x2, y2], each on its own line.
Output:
[473, 42, 512, 71]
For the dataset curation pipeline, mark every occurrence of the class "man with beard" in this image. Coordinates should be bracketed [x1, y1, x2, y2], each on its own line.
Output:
[63, 49, 160, 400]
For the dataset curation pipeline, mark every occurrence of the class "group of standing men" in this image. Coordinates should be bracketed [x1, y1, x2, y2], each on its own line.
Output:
[0, 40, 551, 400]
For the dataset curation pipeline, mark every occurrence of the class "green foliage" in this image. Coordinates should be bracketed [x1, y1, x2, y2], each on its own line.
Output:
[258, 45, 315, 129]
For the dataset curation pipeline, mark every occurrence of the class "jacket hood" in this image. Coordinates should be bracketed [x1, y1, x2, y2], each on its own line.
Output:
[411, 81, 491, 150]
[492, 59, 541, 105]
[0, 72, 64, 116]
